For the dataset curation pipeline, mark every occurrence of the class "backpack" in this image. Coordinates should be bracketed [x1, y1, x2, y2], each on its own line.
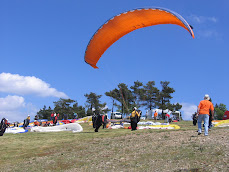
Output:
[0, 118, 7, 136]
[131, 110, 141, 123]
[137, 110, 141, 122]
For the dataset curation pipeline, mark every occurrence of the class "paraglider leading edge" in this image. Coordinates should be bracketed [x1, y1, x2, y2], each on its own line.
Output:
[84, 7, 195, 69]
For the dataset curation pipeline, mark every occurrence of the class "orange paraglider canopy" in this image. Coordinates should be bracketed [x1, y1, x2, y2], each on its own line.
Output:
[84, 8, 194, 69]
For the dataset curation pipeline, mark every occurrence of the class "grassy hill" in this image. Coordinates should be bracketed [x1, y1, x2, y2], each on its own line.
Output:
[0, 121, 228, 171]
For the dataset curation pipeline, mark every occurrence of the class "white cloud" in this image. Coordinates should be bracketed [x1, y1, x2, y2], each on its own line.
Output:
[180, 103, 197, 120]
[0, 95, 39, 122]
[0, 95, 25, 111]
[198, 30, 220, 38]
[189, 15, 218, 24]
[0, 110, 25, 123]
[188, 15, 220, 39]
[0, 73, 68, 98]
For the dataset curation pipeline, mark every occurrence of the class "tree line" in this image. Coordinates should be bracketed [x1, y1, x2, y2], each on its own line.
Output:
[37, 81, 181, 120]
[37, 80, 228, 120]
[214, 103, 227, 120]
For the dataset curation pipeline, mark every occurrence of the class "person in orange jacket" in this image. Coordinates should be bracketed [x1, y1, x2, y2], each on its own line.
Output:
[102, 114, 108, 129]
[154, 111, 158, 121]
[197, 94, 214, 136]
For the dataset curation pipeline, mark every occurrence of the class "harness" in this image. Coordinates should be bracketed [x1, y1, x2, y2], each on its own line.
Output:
[0, 118, 7, 136]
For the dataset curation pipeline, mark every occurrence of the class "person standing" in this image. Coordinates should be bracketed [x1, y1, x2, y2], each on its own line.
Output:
[154, 111, 158, 121]
[94, 113, 102, 132]
[197, 94, 214, 136]
[23, 115, 30, 129]
[74, 112, 78, 119]
[208, 98, 213, 129]
[51, 112, 54, 121]
[34, 115, 39, 126]
[165, 113, 170, 123]
[0, 118, 8, 136]
[92, 108, 97, 128]
[192, 112, 198, 126]
[130, 107, 140, 131]
[53, 113, 58, 126]
[102, 114, 108, 129]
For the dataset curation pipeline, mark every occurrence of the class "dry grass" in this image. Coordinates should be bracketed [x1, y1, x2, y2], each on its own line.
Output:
[0, 121, 228, 172]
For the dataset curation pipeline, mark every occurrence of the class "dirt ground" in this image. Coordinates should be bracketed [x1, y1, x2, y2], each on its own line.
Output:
[1, 125, 229, 172]
[68, 128, 229, 172]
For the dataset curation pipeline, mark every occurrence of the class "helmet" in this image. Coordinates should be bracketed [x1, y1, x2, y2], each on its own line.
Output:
[204, 94, 210, 100]
[133, 107, 137, 110]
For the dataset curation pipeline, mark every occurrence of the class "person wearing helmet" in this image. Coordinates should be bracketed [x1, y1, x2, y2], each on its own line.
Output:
[197, 94, 214, 136]
[130, 107, 140, 131]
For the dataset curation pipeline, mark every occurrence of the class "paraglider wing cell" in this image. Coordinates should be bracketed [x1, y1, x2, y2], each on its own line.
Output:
[84, 8, 194, 69]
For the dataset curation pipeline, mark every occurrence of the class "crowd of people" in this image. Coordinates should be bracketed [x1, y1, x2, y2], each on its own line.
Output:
[0, 94, 216, 136]
[0, 112, 60, 136]
[91, 93, 215, 137]
[92, 107, 142, 132]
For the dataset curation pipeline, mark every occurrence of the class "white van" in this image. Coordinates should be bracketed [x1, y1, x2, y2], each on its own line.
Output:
[110, 112, 122, 119]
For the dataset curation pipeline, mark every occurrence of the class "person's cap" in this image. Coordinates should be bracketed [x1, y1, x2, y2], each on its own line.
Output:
[204, 94, 210, 100]
[28, 115, 30, 116]
[133, 107, 137, 110]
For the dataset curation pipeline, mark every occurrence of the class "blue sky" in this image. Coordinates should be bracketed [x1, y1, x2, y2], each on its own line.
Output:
[1, 0, 228, 122]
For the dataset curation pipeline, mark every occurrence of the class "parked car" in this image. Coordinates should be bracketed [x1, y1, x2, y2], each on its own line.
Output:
[110, 112, 122, 119]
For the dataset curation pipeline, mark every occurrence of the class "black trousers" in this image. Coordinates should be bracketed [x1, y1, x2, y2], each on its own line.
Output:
[102, 122, 107, 129]
[92, 117, 96, 128]
[131, 121, 137, 130]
